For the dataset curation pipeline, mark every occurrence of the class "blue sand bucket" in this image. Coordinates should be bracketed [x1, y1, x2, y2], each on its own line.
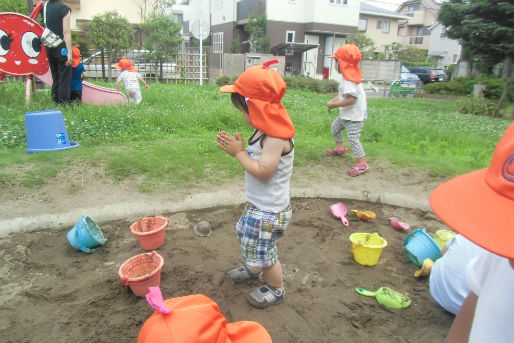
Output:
[404, 228, 441, 266]
[67, 215, 107, 253]
[24, 110, 79, 152]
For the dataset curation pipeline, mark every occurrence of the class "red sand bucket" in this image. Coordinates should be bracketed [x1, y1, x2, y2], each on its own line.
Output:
[130, 216, 169, 250]
[118, 251, 164, 297]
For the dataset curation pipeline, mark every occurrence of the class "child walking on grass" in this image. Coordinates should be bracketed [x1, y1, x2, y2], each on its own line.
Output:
[217, 60, 295, 309]
[326, 43, 368, 177]
[115, 58, 149, 104]
[430, 123, 514, 342]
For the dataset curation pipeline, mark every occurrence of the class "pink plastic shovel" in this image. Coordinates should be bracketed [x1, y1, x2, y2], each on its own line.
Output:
[145, 287, 172, 314]
[389, 217, 410, 231]
[330, 202, 349, 227]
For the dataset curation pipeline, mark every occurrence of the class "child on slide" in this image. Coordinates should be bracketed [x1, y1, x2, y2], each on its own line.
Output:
[326, 43, 369, 177]
[114, 58, 149, 104]
[217, 60, 295, 309]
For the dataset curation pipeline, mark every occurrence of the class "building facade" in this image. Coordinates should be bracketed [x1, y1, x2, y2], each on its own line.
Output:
[358, 2, 409, 55]
[428, 22, 462, 69]
[208, 0, 360, 78]
[396, 0, 440, 50]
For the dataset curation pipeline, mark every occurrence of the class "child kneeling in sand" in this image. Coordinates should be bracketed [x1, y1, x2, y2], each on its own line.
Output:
[217, 60, 294, 309]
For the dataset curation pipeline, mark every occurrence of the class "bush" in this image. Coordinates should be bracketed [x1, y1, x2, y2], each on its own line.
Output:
[456, 96, 497, 117]
[422, 76, 514, 100]
[217, 74, 338, 94]
[283, 76, 338, 93]
[215, 75, 238, 86]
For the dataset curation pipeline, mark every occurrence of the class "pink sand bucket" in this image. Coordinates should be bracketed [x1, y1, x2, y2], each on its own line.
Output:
[118, 251, 164, 297]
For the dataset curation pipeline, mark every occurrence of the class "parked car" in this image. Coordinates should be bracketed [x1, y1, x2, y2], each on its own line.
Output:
[83, 49, 180, 79]
[400, 65, 421, 87]
[407, 66, 446, 84]
[390, 66, 421, 97]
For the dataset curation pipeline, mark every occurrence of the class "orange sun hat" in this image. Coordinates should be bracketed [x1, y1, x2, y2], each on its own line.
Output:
[137, 294, 272, 343]
[329, 43, 362, 84]
[71, 46, 81, 68]
[114, 57, 137, 72]
[430, 123, 514, 259]
[220, 60, 295, 139]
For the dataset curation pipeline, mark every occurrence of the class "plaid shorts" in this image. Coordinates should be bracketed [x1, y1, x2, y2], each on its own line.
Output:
[236, 203, 292, 268]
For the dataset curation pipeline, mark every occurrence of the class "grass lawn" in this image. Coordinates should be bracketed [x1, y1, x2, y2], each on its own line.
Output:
[0, 80, 511, 192]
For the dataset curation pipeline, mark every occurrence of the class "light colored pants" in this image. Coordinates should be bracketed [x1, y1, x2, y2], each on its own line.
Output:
[127, 88, 142, 104]
[330, 118, 365, 158]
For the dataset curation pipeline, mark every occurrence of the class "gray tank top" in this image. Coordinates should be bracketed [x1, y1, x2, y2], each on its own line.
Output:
[245, 131, 294, 213]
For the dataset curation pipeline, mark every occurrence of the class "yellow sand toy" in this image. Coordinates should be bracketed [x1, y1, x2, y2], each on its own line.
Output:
[414, 258, 434, 277]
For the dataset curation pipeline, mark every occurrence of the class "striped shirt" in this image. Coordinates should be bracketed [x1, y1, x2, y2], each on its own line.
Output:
[117, 70, 142, 91]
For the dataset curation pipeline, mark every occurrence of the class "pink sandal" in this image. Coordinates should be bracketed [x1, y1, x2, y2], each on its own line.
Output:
[347, 162, 368, 177]
[325, 147, 348, 156]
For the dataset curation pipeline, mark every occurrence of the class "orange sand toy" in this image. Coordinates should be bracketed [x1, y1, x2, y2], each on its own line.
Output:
[352, 210, 376, 221]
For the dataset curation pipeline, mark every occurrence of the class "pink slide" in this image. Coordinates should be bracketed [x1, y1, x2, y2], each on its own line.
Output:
[35, 70, 127, 105]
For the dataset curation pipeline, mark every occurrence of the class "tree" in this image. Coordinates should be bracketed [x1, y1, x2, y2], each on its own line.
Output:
[346, 33, 375, 59]
[244, 15, 271, 53]
[384, 42, 402, 60]
[0, 0, 27, 13]
[438, 0, 514, 118]
[398, 46, 429, 64]
[89, 11, 135, 82]
[140, 12, 182, 82]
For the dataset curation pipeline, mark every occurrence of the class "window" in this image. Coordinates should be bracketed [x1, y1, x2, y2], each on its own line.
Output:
[214, 0, 223, 9]
[417, 26, 430, 36]
[410, 36, 423, 44]
[213, 32, 223, 53]
[440, 26, 447, 38]
[329, 0, 347, 5]
[358, 18, 367, 31]
[382, 21, 390, 33]
[452, 54, 458, 63]
[286, 30, 295, 43]
[407, 4, 420, 11]
[376, 20, 382, 29]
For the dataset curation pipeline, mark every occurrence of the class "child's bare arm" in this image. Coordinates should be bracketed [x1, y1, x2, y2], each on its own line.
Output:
[140, 77, 149, 89]
[115, 80, 121, 91]
[445, 292, 477, 343]
[216, 132, 285, 181]
[327, 94, 356, 109]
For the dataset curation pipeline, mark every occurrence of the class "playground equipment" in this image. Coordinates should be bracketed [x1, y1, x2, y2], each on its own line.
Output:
[0, 2, 127, 105]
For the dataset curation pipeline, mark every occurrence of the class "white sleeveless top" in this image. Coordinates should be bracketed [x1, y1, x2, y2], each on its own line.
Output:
[245, 131, 294, 213]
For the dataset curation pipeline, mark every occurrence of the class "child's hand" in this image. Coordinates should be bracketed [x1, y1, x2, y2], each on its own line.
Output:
[216, 131, 244, 157]
[145, 84, 149, 89]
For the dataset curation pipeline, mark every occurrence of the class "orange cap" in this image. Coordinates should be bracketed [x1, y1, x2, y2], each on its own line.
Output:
[220, 61, 295, 139]
[72, 46, 81, 68]
[114, 58, 137, 72]
[430, 123, 514, 259]
[137, 294, 272, 343]
[329, 43, 362, 83]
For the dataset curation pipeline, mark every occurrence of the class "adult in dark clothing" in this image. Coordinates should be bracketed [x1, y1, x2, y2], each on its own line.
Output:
[43, 0, 73, 104]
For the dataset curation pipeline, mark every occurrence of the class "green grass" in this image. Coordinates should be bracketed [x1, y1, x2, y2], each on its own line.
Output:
[0, 80, 511, 190]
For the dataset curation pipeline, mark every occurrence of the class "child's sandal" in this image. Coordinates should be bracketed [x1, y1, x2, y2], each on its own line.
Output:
[325, 147, 348, 156]
[347, 163, 368, 177]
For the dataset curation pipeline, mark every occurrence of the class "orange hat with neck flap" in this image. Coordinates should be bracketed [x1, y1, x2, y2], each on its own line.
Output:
[220, 60, 295, 139]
